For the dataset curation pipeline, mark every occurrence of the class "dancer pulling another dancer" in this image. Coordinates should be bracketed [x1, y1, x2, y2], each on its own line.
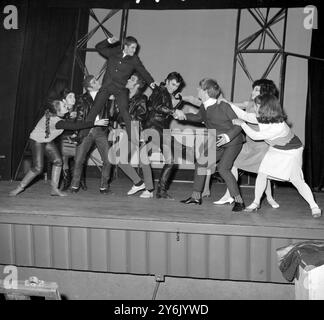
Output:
[9, 100, 108, 197]
[213, 79, 279, 209]
[142, 72, 185, 199]
[175, 78, 246, 211]
[230, 94, 321, 218]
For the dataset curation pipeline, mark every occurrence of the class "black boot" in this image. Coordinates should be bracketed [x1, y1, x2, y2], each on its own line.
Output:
[61, 169, 71, 191]
[156, 164, 175, 200]
[79, 165, 87, 191]
[9, 169, 39, 196]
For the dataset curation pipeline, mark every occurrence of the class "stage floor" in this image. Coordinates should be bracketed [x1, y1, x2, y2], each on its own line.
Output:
[1, 177, 323, 230]
[1, 177, 324, 284]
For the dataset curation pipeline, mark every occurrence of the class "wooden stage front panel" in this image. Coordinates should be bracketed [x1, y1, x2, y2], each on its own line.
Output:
[0, 178, 323, 284]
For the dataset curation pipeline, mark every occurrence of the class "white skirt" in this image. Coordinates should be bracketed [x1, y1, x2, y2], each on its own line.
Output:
[258, 146, 304, 181]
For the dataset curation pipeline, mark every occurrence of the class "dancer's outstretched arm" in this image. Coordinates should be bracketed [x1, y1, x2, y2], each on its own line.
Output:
[229, 103, 258, 124]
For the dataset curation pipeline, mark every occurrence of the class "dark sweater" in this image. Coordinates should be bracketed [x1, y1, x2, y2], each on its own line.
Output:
[185, 101, 244, 146]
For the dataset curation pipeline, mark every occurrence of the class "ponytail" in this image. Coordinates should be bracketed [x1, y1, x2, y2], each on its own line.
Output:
[44, 99, 62, 139]
[45, 109, 51, 139]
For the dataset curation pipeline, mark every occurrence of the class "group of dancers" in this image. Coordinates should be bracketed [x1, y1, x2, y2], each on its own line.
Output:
[9, 34, 322, 218]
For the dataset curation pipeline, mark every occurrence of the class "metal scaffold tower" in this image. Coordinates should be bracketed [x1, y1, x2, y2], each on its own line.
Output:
[71, 8, 129, 85]
[231, 8, 288, 104]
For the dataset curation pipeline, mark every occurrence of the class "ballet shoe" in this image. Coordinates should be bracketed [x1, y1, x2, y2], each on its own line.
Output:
[213, 197, 234, 205]
[244, 202, 261, 212]
[311, 207, 322, 219]
[267, 198, 280, 209]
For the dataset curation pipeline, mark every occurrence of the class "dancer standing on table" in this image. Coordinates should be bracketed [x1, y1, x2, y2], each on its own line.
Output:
[231, 94, 321, 218]
[141, 72, 184, 200]
[80, 35, 155, 144]
[213, 79, 279, 208]
[175, 78, 245, 211]
[9, 100, 108, 197]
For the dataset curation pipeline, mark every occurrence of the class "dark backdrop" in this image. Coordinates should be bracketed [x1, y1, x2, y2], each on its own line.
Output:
[0, 1, 28, 180]
[0, 0, 89, 179]
[0, 0, 322, 182]
[304, 5, 324, 190]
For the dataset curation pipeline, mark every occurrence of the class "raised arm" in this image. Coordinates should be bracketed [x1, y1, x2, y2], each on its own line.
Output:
[95, 37, 120, 59]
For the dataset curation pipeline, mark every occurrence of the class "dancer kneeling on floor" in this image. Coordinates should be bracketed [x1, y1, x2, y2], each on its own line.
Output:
[9, 100, 108, 197]
[231, 94, 321, 218]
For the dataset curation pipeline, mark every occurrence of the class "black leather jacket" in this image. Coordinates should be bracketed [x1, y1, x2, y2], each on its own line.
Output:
[76, 92, 113, 121]
[113, 92, 148, 131]
[75, 92, 114, 143]
[129, 93, 148, 129]
[144, 84, 174, 133]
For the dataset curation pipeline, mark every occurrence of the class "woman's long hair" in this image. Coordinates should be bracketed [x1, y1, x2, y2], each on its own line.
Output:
[255, 94, 287, 124]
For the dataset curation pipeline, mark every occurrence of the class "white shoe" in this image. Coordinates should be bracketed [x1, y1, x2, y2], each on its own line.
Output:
[311, 207, 322, 218]
[244, 202, 261, 212]
[267, 198, 280, 209]
[127, 183, 145, 195]
[140, 190, 153, 198]
[213, 197, 234, 205]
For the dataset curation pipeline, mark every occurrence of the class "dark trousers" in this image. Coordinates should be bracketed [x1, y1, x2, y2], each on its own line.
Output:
[18, 139, 63, 190]
[141, 132, 184, 191]
[193, 143, 243, 197]
[84, 85, 132, 140]
[30, 139, 62, 174]
[71, 131, 111, 189]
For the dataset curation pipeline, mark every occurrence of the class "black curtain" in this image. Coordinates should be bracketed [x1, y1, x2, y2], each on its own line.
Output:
[8, 0, 89, 179]
[304, 5, 324, 190]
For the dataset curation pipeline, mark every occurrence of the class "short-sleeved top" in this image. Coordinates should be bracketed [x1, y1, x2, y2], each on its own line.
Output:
[30, 116, 63, 143]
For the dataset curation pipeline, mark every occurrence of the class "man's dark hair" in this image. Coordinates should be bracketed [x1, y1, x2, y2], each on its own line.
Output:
[60, 88, 73, 100]
[164, 72, 184, 92]
[124, 36, 138, 47]
[133, 73, 147, 92]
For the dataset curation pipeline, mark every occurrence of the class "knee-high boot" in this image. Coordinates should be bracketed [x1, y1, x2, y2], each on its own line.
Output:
[9, 169, 39, 196]
[80, 165, 88, 191]
[156, 164, 176, 200]
[51, 165, 67, 196]
[61, 168, 71, 191]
